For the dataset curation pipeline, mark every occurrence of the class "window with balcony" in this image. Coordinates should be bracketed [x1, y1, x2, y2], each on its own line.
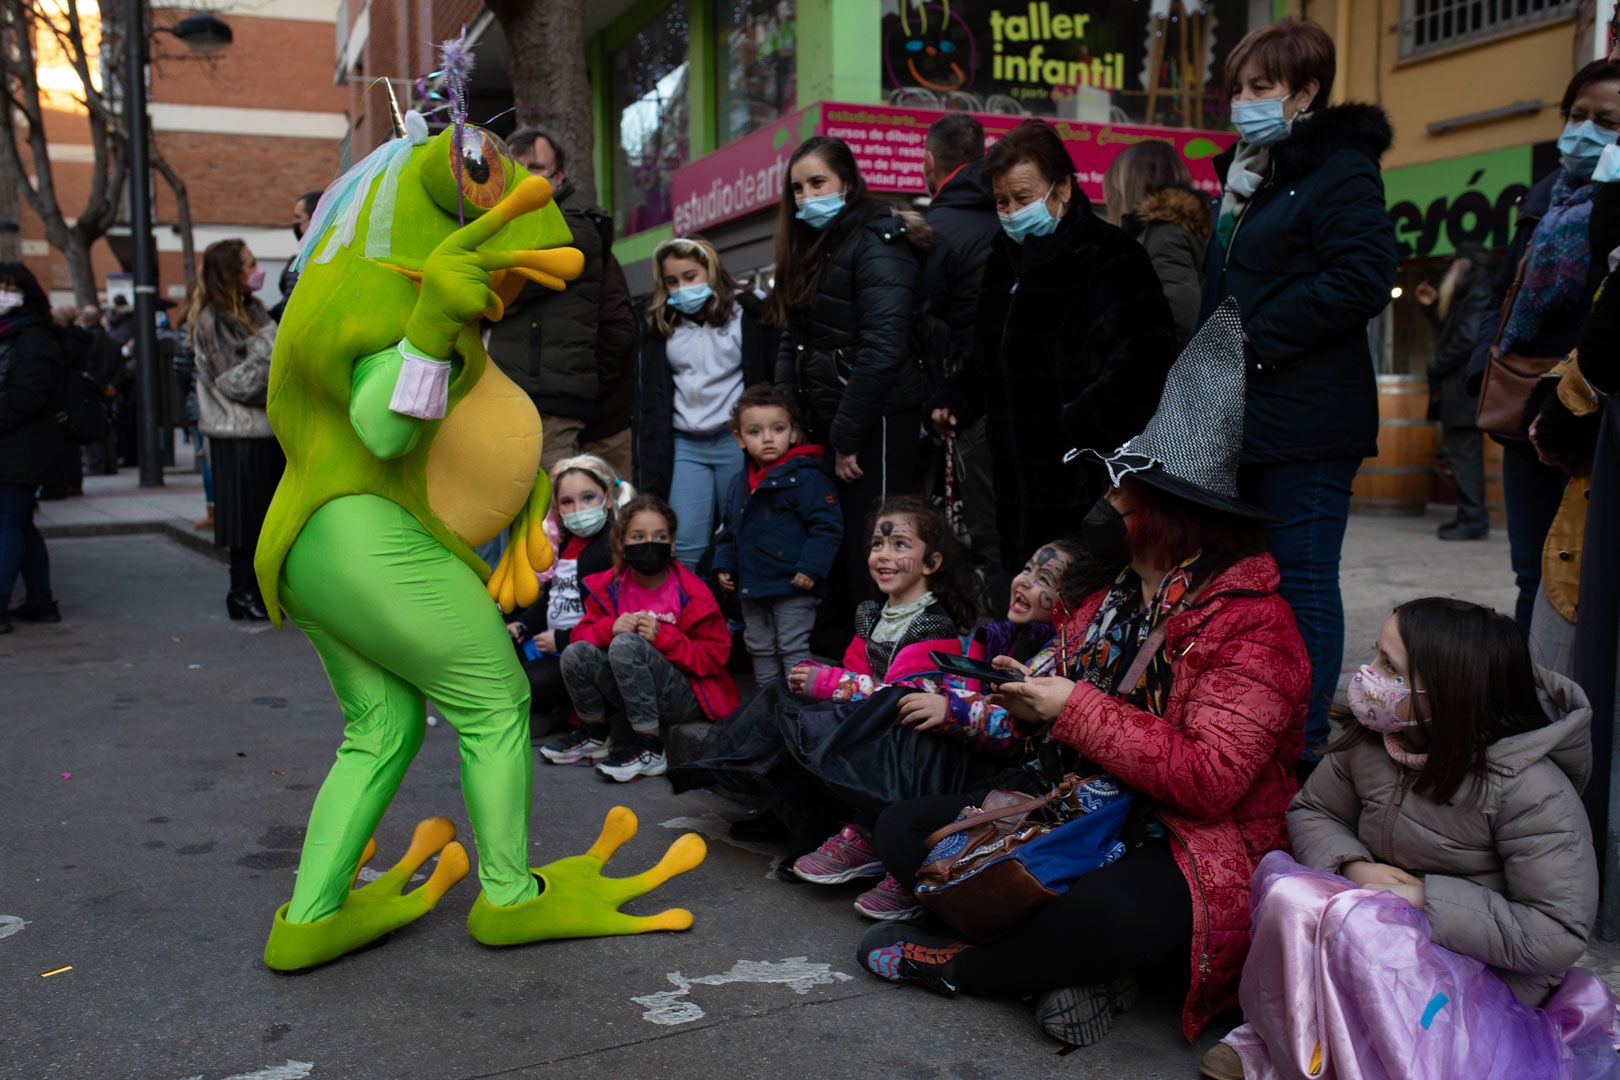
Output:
[1398, 0, 1578, 60]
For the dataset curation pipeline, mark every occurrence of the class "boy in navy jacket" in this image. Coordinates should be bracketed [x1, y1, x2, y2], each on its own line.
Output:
[713, 385, 843, 686]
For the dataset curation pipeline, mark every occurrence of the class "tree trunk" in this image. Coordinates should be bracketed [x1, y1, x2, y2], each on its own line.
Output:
[152, 148, 195, 289]
[62, 235, 97, 305]
[0, 141, 20, 263]
[489, 0, 598, 204]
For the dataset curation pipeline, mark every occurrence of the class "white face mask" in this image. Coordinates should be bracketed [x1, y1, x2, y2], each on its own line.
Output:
[0, 289, 24, 315]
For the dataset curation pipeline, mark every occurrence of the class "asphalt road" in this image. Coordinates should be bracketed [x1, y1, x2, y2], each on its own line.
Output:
[3, 535, 1221, 1079]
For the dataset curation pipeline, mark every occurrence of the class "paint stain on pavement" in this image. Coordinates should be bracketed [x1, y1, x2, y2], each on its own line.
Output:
[632, 957, 853, 1026]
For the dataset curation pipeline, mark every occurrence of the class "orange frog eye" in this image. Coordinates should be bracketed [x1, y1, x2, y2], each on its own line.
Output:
[453, 128, 511, 210]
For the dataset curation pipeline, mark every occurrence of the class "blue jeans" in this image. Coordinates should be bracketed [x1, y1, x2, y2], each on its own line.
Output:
[1238, 458, 1361, 759]
[0, 483, 52, 609]
[192, 426, 214, 506]
[669, 431, 744, 570]
[1501, 441, 1566, 629]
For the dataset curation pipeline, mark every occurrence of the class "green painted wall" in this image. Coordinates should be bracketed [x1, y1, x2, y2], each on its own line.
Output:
[795, 0, 882, 108]
[1382, 145, 1536, 260]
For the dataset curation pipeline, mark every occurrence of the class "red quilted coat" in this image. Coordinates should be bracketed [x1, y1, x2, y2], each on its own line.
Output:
[1049, 553, 1309, 1040]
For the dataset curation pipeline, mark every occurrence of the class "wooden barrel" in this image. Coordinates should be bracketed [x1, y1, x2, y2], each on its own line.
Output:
[1351, 375, 1436, 516]
[1483, 436, 1506, 527]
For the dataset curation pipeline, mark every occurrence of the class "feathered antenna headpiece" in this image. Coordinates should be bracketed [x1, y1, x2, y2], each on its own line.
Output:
[436, 31, 476, 226]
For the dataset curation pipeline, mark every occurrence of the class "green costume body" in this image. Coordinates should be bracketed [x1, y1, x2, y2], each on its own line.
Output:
[255, 115, 703, 971]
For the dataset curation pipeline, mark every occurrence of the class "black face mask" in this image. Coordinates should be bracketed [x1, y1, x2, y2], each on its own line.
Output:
[292, 222, 304, 242]
[1081, 497, 1132, 566]
[622, 541, 674, 576]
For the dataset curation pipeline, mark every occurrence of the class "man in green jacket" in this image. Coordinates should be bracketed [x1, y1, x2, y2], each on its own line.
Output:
[489, 128, 613, 471]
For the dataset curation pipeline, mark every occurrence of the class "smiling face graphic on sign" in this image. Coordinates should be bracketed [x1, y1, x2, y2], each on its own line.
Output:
[885, 2, 978, 94]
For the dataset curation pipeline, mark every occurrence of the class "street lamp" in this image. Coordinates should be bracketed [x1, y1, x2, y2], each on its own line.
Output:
[125, 5, 231, 489]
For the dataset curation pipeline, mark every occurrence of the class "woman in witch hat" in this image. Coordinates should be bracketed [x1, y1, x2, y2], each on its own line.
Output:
[856, 300, 1311, 1049]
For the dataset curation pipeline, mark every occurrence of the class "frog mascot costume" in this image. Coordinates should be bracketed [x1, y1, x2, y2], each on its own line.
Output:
[254, 88, 705, 970]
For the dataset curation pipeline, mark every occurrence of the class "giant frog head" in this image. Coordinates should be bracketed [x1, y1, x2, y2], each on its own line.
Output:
[265, 117, 581, 551]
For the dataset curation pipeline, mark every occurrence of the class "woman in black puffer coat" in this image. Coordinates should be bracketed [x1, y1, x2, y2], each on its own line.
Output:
[1196, 18, 1398, 767]
[928, 119, 1180, 574]
[0, 262, 67, 633]
[769, 135, 933, 608]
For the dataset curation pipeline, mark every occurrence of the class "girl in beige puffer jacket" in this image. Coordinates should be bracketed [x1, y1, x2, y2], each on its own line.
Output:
[1201, 596, 1611, 1080]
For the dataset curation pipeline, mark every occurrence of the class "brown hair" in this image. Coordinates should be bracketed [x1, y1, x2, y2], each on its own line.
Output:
[1223, 17, 1336, 108]
[1561, 59, 1620, 117]
[611, 493, 678, 561]
[764, 136, 879, 325]
[865, 494, 979, 632]
[980, 118, 1077, 196]
[1326, 598, 1548, 806]
[729, 382, 802, 432]
[189, 238, 253, 333]
[1102, 141, 1192, 223]
[646, 235, 739, 338]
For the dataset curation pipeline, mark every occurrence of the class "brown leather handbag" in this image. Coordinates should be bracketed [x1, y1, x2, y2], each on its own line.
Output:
[1476, 251, 1565, 439]
[913, 772, 1133, 941]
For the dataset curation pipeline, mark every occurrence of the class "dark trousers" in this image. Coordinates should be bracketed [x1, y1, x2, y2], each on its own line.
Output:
[1440, 425, 1488, 531]
[1501, 440, 1567, 629]
[1577, 400, 1620, 928]
[1239, 458, 1361, 758]
[875, 790, 1191, 996]
[0, 483, 51, 608]
[823, 411, 921, 631]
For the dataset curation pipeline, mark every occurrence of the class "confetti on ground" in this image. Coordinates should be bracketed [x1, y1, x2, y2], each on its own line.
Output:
[40, 965, 72, 978]
[236, 752, 246, 758]
[60, 772, 72, 780]
[269, 770, 286, 777]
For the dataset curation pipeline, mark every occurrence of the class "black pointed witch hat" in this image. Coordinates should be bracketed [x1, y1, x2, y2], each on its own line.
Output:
[1069, 297, 1277, 522]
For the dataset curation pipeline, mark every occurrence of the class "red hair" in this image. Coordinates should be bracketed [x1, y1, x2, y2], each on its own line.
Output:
[1121, 476, 1266, 570]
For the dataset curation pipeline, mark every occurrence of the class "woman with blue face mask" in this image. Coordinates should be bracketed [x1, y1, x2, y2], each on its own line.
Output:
[1194, 18, 1397, 777]
[1464, 60, 1620, 643]
[925, 118, 1178, 579]
[767, 136, 934, 635]
[632, 236, 771, 572]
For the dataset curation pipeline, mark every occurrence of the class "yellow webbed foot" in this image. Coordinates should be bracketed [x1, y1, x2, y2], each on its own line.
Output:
[263, 817, 469, 972]
[465, 807, 707, 946]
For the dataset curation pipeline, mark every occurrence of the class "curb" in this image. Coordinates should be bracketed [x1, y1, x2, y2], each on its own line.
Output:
[39, 518, 230, 565]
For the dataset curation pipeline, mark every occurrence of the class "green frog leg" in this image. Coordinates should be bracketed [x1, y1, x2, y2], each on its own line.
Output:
[467, 806, 707, 946]
[267, 493, 538, 968]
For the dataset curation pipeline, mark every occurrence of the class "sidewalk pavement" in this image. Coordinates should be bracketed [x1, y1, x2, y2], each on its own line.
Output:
[36, 450, 218, 560]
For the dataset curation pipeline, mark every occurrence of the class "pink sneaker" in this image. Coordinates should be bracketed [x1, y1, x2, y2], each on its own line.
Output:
[853, 874, 923, 921]
[792, 825, 884, 884]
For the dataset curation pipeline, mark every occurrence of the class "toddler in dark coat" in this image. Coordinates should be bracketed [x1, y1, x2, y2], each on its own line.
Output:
[713, 385, 843, 685]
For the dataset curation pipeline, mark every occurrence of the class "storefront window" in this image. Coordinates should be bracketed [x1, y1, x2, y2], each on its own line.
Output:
[878, 0, 1257, 129]
[718, 0, 797, 146]
[611, 3, 692, 234]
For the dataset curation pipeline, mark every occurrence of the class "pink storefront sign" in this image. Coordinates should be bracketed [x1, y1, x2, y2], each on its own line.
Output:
[670, 101, 1237, 237]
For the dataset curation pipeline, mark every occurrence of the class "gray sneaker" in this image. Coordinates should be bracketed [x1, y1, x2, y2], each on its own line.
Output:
[594, 737, 667, 782]
[1034, 975, 1138, 1046]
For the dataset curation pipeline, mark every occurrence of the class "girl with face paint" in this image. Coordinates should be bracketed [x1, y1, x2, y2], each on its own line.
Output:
[1213, 599, 1604, 1080]
[557, 494, 740, 782]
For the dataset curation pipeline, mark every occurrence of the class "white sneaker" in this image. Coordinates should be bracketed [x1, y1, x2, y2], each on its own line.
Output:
[594, 738, 668, 782]
[539, 729, 609, 765]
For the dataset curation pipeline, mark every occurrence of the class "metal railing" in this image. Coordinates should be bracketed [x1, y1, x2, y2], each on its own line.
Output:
[1397, 0, 1578, 60]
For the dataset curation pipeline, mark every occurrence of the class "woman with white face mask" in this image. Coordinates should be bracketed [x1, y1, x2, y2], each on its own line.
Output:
[1195, 17, 1397, 775]
[0, 262, 68, 635]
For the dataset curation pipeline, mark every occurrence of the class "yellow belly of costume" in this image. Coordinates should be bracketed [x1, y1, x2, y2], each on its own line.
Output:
[425, 363, 541, 548]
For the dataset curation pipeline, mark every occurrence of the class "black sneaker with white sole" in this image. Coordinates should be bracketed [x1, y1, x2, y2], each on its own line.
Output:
[594, 735, 668, 782]
[1034, 974, 1138, 1046]
[539, 728, 610, 765]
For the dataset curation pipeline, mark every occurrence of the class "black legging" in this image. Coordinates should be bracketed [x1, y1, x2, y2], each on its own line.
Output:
[875, 789, 1193, 997]
[229, 546, 256, 595]
[523, 653, 570, 713]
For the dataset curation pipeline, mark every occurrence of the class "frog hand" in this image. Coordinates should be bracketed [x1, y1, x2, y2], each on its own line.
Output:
[403, 176, 586, 358]
[263, 818, 470, 971]
[465, 806, 706, 947]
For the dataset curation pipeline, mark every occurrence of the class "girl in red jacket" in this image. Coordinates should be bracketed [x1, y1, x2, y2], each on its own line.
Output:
[559, 494, 740, 782]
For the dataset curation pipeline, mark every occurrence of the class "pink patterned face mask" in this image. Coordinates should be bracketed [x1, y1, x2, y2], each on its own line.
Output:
[1348, 665, 1420, 733]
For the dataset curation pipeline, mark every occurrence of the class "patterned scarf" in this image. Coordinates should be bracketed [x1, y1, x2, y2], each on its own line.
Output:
[1071, 553, 1201, 718]
[1215, 142, 1269, 250]
[1500, 172, 1596, 355]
